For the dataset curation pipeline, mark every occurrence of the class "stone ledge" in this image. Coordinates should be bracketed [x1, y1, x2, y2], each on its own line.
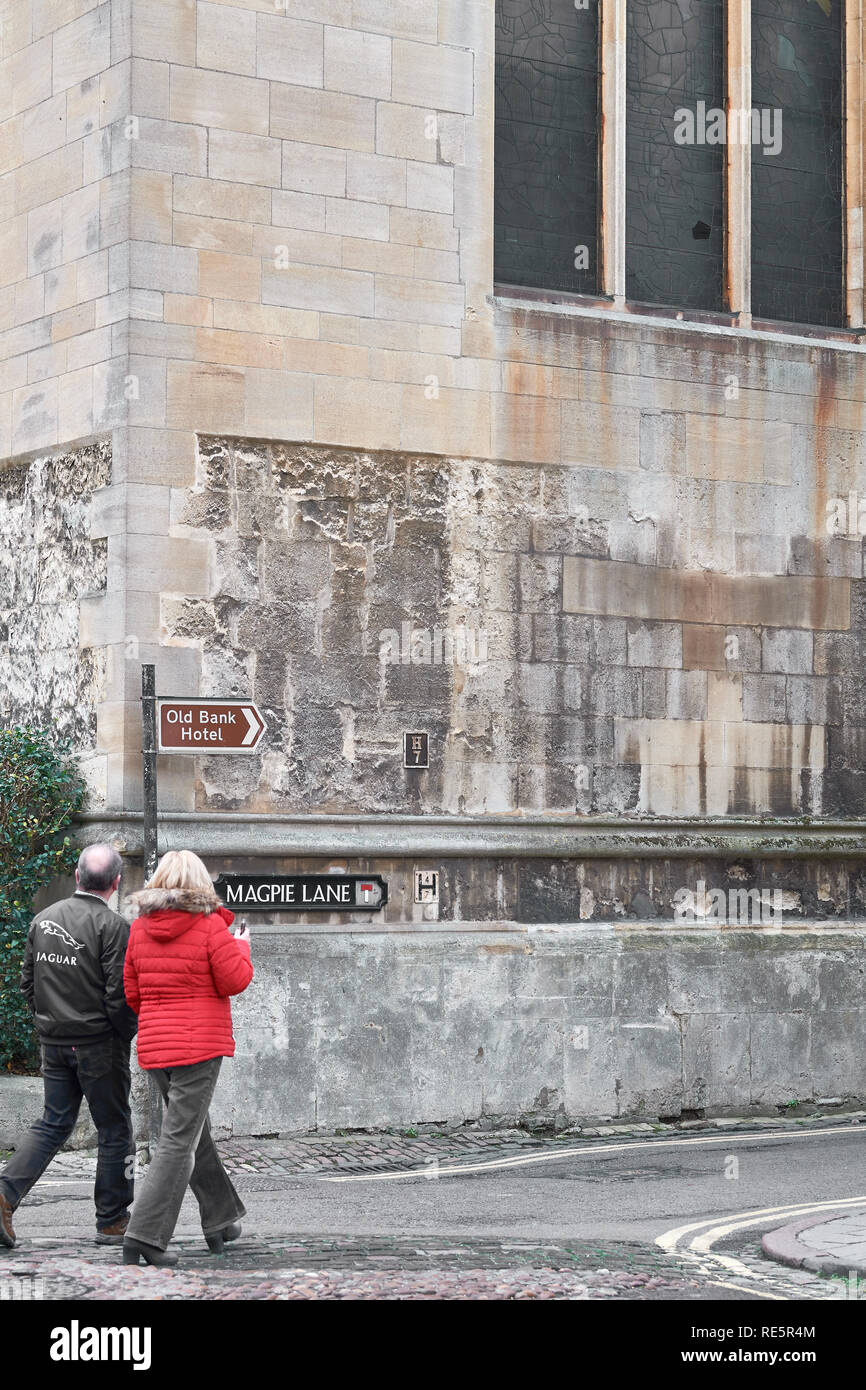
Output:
[77, 811, 866, 860]
[243, 920, 866, 937]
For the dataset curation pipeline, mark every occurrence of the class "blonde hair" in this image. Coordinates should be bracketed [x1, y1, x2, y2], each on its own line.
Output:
[146, 850, 213, 896]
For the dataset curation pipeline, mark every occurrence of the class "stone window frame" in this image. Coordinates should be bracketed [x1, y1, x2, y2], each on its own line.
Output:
[495, 0, 865, 334]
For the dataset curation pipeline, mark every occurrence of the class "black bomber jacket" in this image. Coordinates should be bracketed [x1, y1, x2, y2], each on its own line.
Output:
[20, 892, 138, 1046]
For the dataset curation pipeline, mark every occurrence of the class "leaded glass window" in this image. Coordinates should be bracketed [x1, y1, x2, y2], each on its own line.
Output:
[494, 0, 849, 331]
[751, 0, 844, 327]
[625, 0, 725, 311]
[494, 0, 599, 294]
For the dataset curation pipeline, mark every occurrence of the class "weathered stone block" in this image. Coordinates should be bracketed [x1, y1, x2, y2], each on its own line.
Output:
[788, 536, 863, 579]
[642, 668, 667, 719]
[324, 26, 391, 98]
[626, 621, 682, 669]
[582, 668, 642, 718]
[233, 600, 317, 659]
[748, 1013, 812, 1106]
[735, 532, 789, 576]
[560, 402, 640, 471]
[196, 0, 256, 74]
[257, 14, 324, 86]
[563, 558, 851, 631]
[208, 129, 282, 187]
[723, 625, 762, 672]
[170, 66, 269, 136]
[245, 367, 314, 440]
[707, 673, 742, 722]
[786, 675, 842, 727]
[391, 38, 473, 114]
[592, 618, 628, 666]
[724, 722, 824, 771]
[199, 250, 261, 302]
[683, 623, 726, 671]
[376, 100, 436, 162]
[517, 555, 561, 613]
[531, 614, 592, 665]
[52, 5, 111, 94]
[384, 659, 451, 707]
[262, 260, 372, 315]
[270, 83, 375, 151]
[371, 545, 442, 614]
[640, 409, 685, 473]
[132, 116, 207, 175]
[761, 628, 813, 674]
[814, 630, 859, 675]
[742, 672, 788, 724]
[666, 669, 707, 721]
[166, 361, 245, 432]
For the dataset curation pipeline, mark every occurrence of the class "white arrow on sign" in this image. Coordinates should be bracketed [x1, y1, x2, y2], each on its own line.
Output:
[241, 705, 265, 746]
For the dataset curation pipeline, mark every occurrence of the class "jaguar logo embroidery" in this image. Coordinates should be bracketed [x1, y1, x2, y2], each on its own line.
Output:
[40, 921, 84, 951]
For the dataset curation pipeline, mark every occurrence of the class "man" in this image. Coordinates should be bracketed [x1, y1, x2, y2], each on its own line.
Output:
[0, 844, 138, 1249]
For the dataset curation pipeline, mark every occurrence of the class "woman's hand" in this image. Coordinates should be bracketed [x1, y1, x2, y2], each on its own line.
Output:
[234, 923, 251, 943]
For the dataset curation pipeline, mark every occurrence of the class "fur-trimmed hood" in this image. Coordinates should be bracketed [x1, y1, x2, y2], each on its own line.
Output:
[126, 886, 223, 917]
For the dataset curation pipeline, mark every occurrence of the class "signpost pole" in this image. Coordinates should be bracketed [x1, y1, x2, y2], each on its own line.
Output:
[139, 664, 162, 1155]
[141, 664, 158, 881]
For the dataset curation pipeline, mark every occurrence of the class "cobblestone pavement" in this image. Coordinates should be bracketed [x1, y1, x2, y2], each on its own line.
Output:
[0, 1234, 764, 1301]
[28, 1110, 866, 1186]
[218, 1126, 560, 1178]
[209, 1112, 866, 1185]
[2, 1117, 861, 1301]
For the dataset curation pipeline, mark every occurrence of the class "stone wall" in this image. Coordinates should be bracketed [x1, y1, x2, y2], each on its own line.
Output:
[0, 439, 110, 800]
[160, 432, 866, 828]
[205, 924, 866, 1134]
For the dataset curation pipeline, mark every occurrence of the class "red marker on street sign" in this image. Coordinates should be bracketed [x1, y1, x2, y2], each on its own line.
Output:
[157, 700, 266, 754]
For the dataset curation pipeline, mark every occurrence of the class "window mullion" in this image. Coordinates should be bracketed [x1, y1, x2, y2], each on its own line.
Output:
[600, 0, 627, 304]
[726, 0, 751, 319]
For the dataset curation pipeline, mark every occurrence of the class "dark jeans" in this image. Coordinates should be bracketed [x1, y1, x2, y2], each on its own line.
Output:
[0, 1036, 134, 1230]
[126, 1057, 245, 1251]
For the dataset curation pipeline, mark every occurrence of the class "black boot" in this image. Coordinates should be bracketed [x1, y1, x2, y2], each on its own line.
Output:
[122, 1237, 179, 1267]
[205, 1222, 242, 1254]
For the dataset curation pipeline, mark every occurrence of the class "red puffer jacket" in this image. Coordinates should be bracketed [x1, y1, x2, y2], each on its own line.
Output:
[123, 887, 253, 1069]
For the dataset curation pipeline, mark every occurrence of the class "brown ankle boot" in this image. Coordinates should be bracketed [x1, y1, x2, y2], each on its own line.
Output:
[0, 1191, 16, 1249]
[95, 1215, 129, 1246]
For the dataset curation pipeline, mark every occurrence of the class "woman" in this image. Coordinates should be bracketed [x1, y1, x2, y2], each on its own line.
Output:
[122, 850, 253, 1267]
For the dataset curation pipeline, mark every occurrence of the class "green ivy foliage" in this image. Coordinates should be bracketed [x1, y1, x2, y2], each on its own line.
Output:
[0, 728, 84, 1072]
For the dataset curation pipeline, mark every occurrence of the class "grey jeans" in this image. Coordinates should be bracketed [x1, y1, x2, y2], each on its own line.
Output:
[126, 1057, 245, 1251]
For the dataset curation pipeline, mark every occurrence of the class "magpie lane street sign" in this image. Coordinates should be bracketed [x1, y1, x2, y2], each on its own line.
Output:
[158, 698, 267, 753]
[213, 873, 389, 912]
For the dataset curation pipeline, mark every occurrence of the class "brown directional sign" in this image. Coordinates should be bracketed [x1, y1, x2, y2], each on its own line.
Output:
[158, 700, 266, 754]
